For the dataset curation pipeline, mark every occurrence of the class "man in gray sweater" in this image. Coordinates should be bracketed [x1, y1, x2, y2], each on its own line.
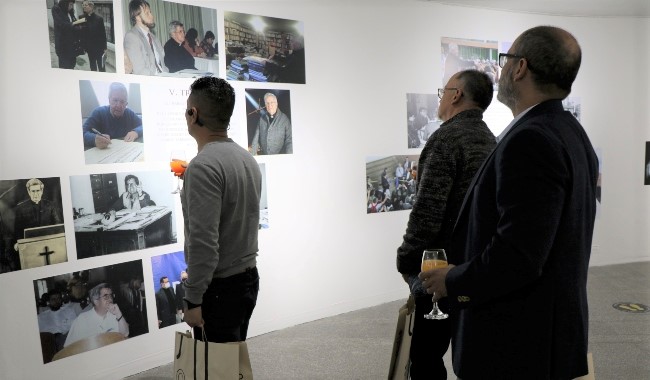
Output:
[181, 77, 262, 343]
[396, 70, 496, 379]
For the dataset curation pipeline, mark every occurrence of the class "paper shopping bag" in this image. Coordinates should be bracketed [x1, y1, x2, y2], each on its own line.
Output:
[239, 341, 254, 380]
[173, 330, 239, 380]
[387, 295, 415, 380]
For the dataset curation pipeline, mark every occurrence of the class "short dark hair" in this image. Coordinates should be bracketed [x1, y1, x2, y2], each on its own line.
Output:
[514, 26, 581, 95]
[124, 174, 140, 187]
[159, 276, 168, 284]
[128, 0, 150, 26]
[456, 69, 494, 110]
[188, 77, 236, 131]
[205, 31, 215, 40]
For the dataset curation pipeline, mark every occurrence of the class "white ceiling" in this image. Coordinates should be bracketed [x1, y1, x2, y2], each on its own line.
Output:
[423, 0, 650, 18]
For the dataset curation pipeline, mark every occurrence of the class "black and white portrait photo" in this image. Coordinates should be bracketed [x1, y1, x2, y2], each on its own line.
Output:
[0, 177, 66, 274]
[33, 260, 148, 363]
[69, 171, 176, 259]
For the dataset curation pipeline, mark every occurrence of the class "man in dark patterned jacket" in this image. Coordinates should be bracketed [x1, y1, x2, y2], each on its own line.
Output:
[396, 70, 496, 379]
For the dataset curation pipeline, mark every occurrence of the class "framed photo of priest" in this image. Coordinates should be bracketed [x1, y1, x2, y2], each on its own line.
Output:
[0, 177, 66, 275]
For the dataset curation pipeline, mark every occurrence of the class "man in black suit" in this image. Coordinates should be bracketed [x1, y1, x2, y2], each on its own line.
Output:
[156, 276, 178, 328]
[79, 1, 107, 72]
[420, 26, 598, 379]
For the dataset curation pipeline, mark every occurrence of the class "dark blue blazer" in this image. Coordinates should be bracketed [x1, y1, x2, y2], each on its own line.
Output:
[447, 99, 599, 379]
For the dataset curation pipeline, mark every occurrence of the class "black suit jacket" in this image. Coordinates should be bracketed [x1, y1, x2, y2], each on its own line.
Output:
[446, 100, 598, 379]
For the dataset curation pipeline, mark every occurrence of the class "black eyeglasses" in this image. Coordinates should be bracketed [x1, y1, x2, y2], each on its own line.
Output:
[438, 88, 459, 99]
[498, 53, 535, 71]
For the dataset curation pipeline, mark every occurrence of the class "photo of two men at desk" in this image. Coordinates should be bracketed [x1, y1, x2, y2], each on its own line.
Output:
[70, 171, 176, 260]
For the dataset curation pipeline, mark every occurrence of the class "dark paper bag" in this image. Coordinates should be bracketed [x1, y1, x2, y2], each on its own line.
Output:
[173, 330, 239, 380]
[388, 295, 415, 380]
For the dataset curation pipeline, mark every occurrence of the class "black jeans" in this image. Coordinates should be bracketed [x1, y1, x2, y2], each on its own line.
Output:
[409, 295, 451, 379]
[88, 51, 105, 72]
[194, 267, 259, 343]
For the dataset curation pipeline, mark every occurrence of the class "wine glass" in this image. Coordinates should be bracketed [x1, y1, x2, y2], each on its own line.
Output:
[421, 249, 449, 320]
[170, 150, 187, 194]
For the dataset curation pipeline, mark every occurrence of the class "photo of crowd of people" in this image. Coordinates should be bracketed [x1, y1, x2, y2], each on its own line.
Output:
[47, 0, 115, 72]
[120, 0, 218, 76]
[69, 171, 176, 259]
[0, 178, 66, 274]
[441, 37, 499, 88]
[406, 93, 441, 149]
[225, 11, 305, 83]
[34, 260, 148, 363]
[245, 89, 293, 155]
[366, 155, 420, 214]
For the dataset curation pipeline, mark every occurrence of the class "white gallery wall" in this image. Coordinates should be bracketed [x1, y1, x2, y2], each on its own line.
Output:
[0, 0, 648, 378]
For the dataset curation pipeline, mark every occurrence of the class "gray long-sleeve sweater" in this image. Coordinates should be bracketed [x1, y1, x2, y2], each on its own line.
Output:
[181, 139, 262, 304]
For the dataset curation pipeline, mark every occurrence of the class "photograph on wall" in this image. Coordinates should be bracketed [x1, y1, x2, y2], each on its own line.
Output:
[80, 80, 144, 164]
[121, 0, 219, 77]
[34, 260, 148, 363]
[407, 93, 440, 149]
[245, 89, 293, 155]
[441, 37, 498, 88]
[366, 155, 420, 213]
[643, 141, 650, 185]
[225, 11, 305, 83]
[258, 162, 269, 229]
[47, 0, 116, 72]
[151, 250, 186, 329]
[562, 97, 582, 121]
[0, 177, 66, 274]
[70, 170, 176, 260]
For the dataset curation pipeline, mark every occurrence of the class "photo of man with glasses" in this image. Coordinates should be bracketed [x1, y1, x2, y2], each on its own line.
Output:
[64, 282, 129, 347]
[81, 81, 143, 150]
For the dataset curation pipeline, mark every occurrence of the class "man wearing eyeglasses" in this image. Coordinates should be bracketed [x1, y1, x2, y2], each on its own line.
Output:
[82, 82, 143, 150]
[397, 69, 496, 379]
[421, 26, 598, 380]
[64, 283, 129, 347]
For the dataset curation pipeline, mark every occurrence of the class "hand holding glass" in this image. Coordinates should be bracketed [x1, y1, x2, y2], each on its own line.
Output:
[170, 150, 187, 194]
[421, 249, 449, 320]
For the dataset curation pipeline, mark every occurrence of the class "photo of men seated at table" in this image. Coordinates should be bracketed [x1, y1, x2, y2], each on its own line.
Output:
[366, 155, 420, 214]
[121, 0, 218, 77]
[34, 260, 148, 363]
[225, 11, 305, 84]
[79, 80, 144, 165]
[0, 177, 67, 275]
[69, 171, 176, 260]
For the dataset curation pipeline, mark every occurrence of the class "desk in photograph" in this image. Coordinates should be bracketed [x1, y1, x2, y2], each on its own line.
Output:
[195, 56, 219, 74]
[74, 207, 173, 259]
[84, 140, 144, 164]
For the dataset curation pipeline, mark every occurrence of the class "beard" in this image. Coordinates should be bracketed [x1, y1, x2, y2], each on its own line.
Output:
[497, 69, 517, 110]
[144, 21, 156, 29]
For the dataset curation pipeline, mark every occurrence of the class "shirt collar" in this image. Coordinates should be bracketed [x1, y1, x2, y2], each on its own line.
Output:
[496, 103, 538, 143]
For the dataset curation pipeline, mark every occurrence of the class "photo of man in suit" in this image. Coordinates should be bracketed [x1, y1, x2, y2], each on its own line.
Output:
[123, 0, 166, 75]
[420, 26, 598, 379]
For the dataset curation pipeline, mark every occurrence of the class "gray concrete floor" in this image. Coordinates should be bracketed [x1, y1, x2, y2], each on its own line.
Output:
[125, 262, 650, 379]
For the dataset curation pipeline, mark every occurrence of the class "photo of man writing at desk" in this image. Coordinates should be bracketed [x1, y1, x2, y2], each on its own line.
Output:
[80, 81, 144, 165]
[70, 171, 175, 260]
